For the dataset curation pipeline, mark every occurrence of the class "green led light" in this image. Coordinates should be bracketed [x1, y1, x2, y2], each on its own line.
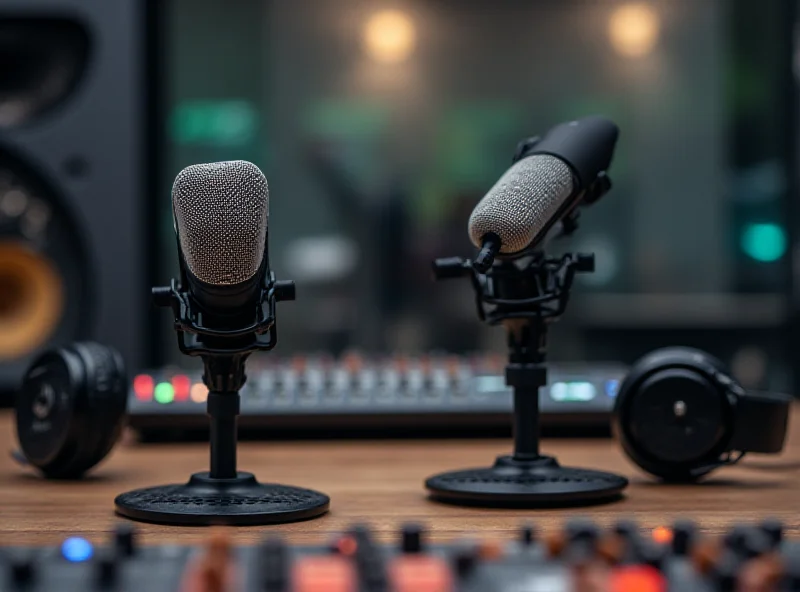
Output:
[741, 223, 787, 262]
[154, 382, 174, 404]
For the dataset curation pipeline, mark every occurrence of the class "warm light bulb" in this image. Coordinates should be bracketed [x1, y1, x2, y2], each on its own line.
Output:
[363, 9, 416, 64]
[608, 3, 660, 58]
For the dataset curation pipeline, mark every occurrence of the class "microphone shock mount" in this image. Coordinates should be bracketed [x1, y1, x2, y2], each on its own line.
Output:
[426, 250, 628, 507]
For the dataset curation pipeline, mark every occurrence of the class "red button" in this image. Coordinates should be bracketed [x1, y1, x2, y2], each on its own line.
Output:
[610, 565, 666, 592]
[293, 556, 356, 592]
[390, 556, 453, 592]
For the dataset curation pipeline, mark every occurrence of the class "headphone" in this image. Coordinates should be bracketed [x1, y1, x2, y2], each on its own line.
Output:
[14, 341, 128, 479]
[13, 340, 792, 485]
[612, 347, 792, 482]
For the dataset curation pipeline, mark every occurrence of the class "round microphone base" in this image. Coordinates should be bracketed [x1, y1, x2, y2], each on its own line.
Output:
[114, 471, 330, 526]
[425, 455, 627, 508]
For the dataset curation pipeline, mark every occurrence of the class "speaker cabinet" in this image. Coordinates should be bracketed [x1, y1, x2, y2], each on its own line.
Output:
[0, 0, 155, 399]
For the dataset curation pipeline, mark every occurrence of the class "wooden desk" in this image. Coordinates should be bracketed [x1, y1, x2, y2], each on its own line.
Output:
[1, 409, 799, 546]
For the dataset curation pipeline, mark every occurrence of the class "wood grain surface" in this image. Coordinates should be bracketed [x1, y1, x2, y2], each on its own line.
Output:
[1, 408, 799, 546]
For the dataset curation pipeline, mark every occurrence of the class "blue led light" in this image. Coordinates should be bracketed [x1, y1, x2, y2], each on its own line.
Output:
[605, 379, 620, 398]
[61, 537, 93, 562]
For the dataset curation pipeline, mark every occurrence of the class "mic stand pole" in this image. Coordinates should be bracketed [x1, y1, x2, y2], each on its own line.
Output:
[114, 274, 330, 526]
[203, 354, 246, 481]
[425, 253, 628, 507]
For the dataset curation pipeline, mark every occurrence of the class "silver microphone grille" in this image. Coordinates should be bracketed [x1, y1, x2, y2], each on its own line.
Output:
[468, 154, 574, 254]
[172, 160, 269, 286]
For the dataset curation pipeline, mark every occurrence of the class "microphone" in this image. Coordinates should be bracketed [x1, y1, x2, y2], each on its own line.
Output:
[117, 162, 329, 528]
[468, 116, 618, 272]
[171, 160, 270, 324]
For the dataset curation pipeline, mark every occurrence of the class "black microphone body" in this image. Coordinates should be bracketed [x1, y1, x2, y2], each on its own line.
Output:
[518, 115, 617, 189]
[179, 253, 267, 334]
[468, 116, 618, 271]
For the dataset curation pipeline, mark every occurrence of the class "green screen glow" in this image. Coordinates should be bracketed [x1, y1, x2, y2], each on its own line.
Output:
[741, 223, 787, 262]
[171, 100, 256, 146]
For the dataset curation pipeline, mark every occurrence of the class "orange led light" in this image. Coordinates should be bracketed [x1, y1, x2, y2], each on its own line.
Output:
[336, 536, 357, 556]
[444, 356, 460, 376]
[393, 355, 410, 373]
[652, 526, 672, 545]
[342, 352, 363, 373]
[291, 356, 308, 374]
[190, 383, 208, 403]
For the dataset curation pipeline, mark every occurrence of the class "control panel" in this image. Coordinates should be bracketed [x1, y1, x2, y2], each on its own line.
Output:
[126, 354, 625, 436]
[2, 519, 792, 591]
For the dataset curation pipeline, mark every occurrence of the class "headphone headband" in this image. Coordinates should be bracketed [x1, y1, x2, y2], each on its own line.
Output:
[729, 390, 791, 454]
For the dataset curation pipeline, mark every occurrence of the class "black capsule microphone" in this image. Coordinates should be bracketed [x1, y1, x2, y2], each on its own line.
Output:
[170, 160, 270, 328]
[115, 159, 329, 527]
[468, 116, 618, 272]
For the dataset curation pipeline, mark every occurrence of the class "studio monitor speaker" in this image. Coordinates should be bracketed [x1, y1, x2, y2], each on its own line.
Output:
[0, 0, 157, 401]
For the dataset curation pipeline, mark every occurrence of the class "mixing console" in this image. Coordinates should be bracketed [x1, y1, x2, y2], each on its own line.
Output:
[127, 354, 625, 437]
[2, 520, 796, 591]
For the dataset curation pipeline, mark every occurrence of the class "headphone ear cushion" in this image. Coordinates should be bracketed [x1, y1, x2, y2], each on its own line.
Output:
[61, 342, 128, 477]
[15, 342, 127, 479]
[613, 347, 733, 482]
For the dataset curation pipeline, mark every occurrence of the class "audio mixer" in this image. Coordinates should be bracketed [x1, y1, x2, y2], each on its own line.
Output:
[127, 354, 625, 437]
[2, 519, 794, 591]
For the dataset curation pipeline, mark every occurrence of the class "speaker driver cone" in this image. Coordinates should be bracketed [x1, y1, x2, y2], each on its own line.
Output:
[0, 241, 63, 359]
[0, 147, 90, 399]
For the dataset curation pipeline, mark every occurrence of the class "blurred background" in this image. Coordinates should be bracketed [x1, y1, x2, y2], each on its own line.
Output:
[0, 0, 797, 411]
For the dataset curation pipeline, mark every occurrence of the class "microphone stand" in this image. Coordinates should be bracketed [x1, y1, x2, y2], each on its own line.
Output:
[425, 250, 628, 506]
[114, 267, 330, 526]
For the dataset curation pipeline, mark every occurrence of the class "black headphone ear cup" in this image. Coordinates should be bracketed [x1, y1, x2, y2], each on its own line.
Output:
[60, 342, 128, 477]
[613, 347, 733, 482]
[15, 341, 127, 479]
[16, 347, 87, 478]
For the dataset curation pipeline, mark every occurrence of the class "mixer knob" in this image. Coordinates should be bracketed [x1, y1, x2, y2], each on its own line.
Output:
[723, 525, 752, 557]
[563, 520, 599, 564]
[95, 551, 117, 588]
[613, 519, 639, 540]
[638, 541, 664, 570]
[565, 518, 600, 544]
[401, 524, 423, 553]
[671, 520, 696, 556]
[714, 552, 740, 592]
[9, 556, 34, 586]
[760, 518, 783, 549]
[519, 524, 535, 546]
[114, 523, 136, 557]
[260, 537, 288, 591]
[350, 526, 389, 590]
[785, 555, 800, 590]
[564, 519, 599, 559]
[452, 545, 478, 578]
[612, 520, 642, 560]
[741, 530, 771, 559]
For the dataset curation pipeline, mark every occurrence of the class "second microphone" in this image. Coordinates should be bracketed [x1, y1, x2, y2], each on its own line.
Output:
[468, 116, 619, 272]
